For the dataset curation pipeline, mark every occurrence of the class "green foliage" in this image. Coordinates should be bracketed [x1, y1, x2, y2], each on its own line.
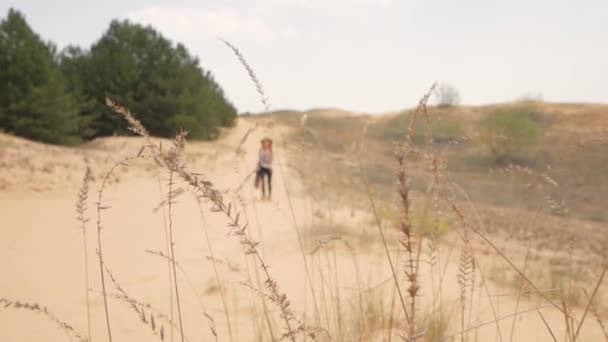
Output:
[376, 201, 450, 236]
[59, 45, 98, 139]
[0, 8, 237, 145]
[0, 9, 81, 144]
[65, 20, 237, 140]
[477, 107, 542, 164]
[369, 111, 463, 144]
[417, 115, 464, 144]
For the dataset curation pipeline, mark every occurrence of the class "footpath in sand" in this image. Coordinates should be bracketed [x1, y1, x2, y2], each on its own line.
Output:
[0, 118, 605, 341]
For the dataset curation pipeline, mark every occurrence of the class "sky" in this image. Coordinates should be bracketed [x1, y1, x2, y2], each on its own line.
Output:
[1, 0, 607, 113]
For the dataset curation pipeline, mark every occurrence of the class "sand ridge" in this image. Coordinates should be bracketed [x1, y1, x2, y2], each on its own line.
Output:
[0, 118, 606, 341]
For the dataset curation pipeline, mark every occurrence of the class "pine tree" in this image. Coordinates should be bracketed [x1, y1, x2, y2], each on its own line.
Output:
[0, 9, 80, 144]
[70, 20, 237, 139]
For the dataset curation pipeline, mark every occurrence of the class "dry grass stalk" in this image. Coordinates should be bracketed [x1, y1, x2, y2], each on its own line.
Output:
[101, 259, 174, 341]
[234, 177, 279, 341]
[536, 308, 558, 342]
[0, 297, 88, 342]
[107, 99, 315, 341]
[154, 173, 176, 342]
[443, 195, 568, 316]
[94, 101, 167, 342]
[221, 39, 323, 328]
[204, 255, 243, 274]
[166, 170, 186, 342]
[309, 236, 368, 339]
[448, 198, 505, 342]
[96, 158, 132, 342]
[509, 243, 532, 342]
[95, 152, 148, 342]
[76, 166, 93, 342]
[219, 38, 270, 111]
[152, 187, 185, 213]
[357, 153, 410, 328]
[106, 292, 186, 342]
[145, 249, 214, 331]
[457, 228, 475, 342]
[394, 84, 437, 338]
[235, 126, 257, 156]
[583, 288, 608, 340]
[275, 150, 323, 325]
[195, 196, 235, 342]
[145, 248, 217, 342]
[105, 98, 149, 137]
[573, 267, 607, 340]
[562, 299, 574, 342]
[437, 305, 550, 341]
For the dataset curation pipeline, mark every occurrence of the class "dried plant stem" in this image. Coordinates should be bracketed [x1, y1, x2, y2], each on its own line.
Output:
[387, 247, 403, 341]
[398, 83, 437, 337]
[458, 228, 474, 342]
[237, 167, 277, 340]
[437, 305, 550, 341]
[332, 245, 343, 341]
[582, 288, 608, 340]
[220, 38, 270, 111]
[95, 153, 153, 342]
[220, 39, 320, 337]
[536, 308, 558, 342]
[96, 161, 128, 342]
[444, 196, 567, 316]
[469, 250, 504, 342]
[276, 150, 322, 322]
[195, 196, 235, 342]
[0, 298, 88, 342]
[107, 98, 317, 341]
[231, 199, 265, 339]
[357, 154, 410, 326]
[156, 172, 175, 342]
[145, 250, 209, 320]
[77, 167, 93, 342]
[102, 259, 177, 342]
[167, 171, 186, 342]
[316, 252, 332, 332]
[509, 242, 532, 342]
[563, 300, 573, 342]
[573, 267, 607, 341]
[108, 293, 185, 341]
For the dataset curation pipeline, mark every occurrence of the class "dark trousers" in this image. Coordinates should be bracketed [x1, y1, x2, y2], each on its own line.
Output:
[258, 167, 272, 198]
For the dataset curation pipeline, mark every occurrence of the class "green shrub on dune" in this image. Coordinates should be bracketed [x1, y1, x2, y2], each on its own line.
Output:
[477, 107, 542, 164]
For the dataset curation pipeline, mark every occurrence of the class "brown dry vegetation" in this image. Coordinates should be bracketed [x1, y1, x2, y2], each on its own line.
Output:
[1, 98, 607, 342]
[268, 102, 608, 259]
[262, 101, 608, 336]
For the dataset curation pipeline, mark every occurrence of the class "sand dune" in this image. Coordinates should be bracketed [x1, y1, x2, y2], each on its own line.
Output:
[0, 118, 606, 341]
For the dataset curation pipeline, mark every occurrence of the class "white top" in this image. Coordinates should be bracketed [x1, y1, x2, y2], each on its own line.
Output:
[258, 149, 273, 169]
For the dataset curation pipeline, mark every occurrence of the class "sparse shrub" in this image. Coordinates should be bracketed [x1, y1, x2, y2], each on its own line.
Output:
[376, 201, 450, 236]
[370, 111, 463, 145]
[434, 83, 461, 107]
[418, 115, 464, 144]
[414, 209, 451, 236]
[420, 310, 449, 341]
[477, 107, 542, 164]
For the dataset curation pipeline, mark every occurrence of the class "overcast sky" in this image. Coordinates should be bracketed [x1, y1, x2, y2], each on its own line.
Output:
[2, 0, 607, 113]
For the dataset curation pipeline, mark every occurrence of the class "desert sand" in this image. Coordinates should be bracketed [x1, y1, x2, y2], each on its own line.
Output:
[0, 117, 606, 341]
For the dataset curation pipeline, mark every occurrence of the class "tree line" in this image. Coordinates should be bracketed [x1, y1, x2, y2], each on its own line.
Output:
[0, 8, 237, 144]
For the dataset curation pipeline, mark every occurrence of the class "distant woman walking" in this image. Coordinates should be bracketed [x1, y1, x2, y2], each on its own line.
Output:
[256, 137, 273, 201]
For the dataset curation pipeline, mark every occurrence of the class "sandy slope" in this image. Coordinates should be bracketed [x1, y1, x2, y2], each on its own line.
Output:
[0, 119, 606, 341]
